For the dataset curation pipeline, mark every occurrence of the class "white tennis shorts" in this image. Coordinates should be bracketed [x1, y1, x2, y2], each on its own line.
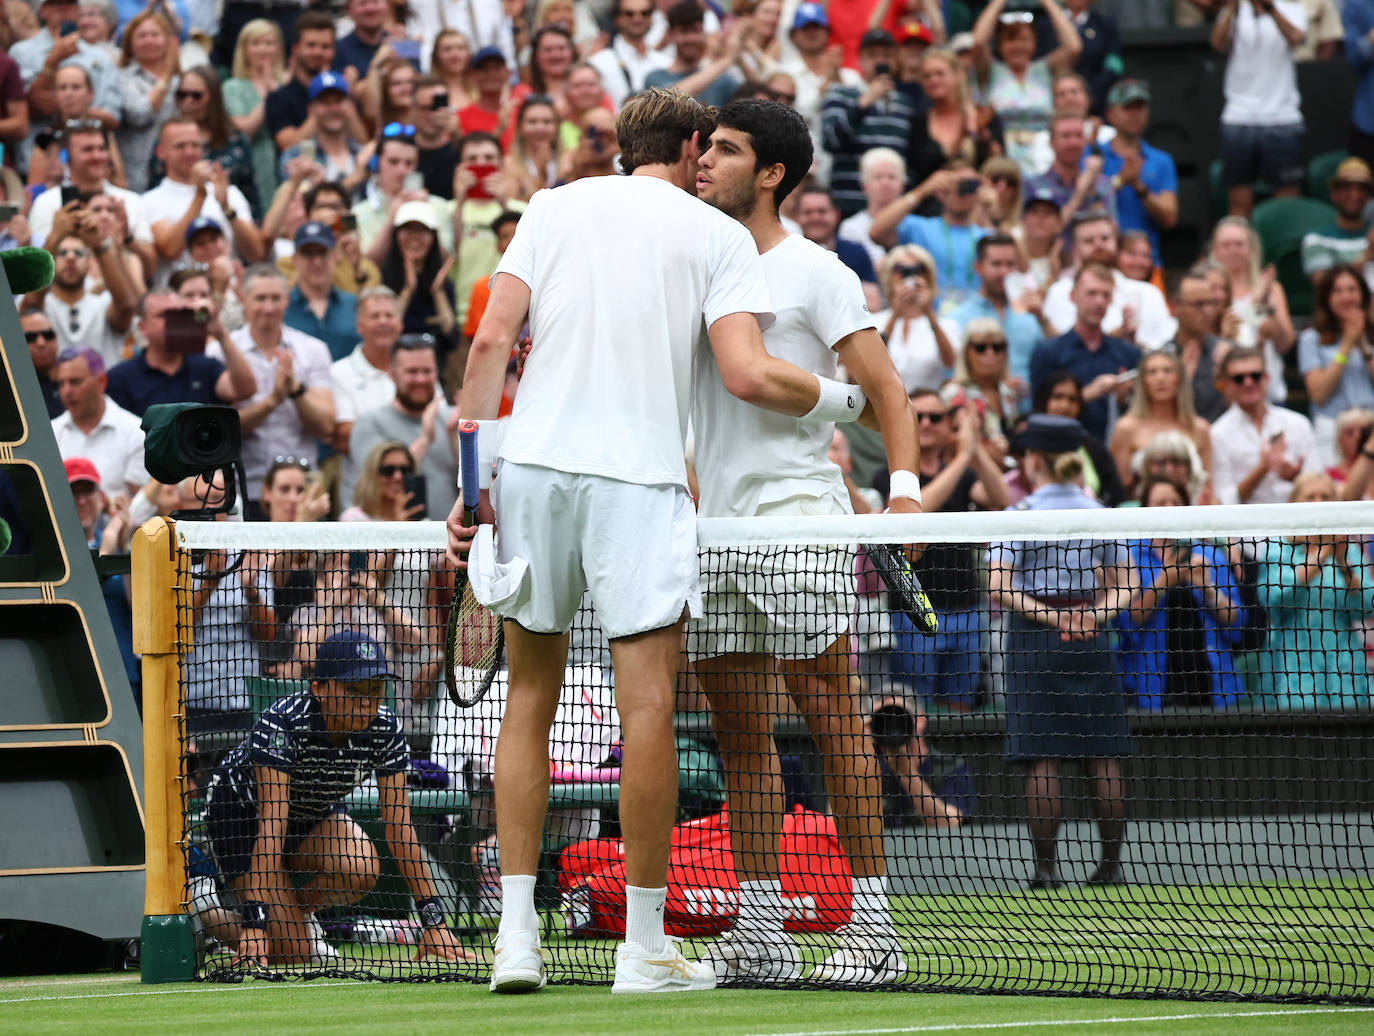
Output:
[691, 492, 857, 661]
[491, 461, 702, 640]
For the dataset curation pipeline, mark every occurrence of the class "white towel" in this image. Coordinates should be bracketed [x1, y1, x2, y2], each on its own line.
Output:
[468, 524, 528, 611]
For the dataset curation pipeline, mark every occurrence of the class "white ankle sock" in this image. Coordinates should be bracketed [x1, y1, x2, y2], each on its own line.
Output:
[624, 885, 668, 953]
[850, 874, 892, 931]
[736, 879, 785, 934]
[497, 873, 538, 941]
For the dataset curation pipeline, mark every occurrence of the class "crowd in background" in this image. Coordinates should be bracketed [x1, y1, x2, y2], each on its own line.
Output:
[6, 0, 1374, 761]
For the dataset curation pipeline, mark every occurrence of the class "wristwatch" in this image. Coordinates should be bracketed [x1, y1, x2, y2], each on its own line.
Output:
[225, 209, 240, 222]
[288, 382, 306, 399]
[417, 897, 446, 929]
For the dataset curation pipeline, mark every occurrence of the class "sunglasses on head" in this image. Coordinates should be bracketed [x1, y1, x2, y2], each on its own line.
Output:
[61, 117, 104, 135]
[1228, 370, 1265, 385]
[969, 340, 1006, 354]
[24, 329, 57, 343]
[378, 463, 414, 478]
[272, 455, 311, 471]
[382, 121, 417, 139]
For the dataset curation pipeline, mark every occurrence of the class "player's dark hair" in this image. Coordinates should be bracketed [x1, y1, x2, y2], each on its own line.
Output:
[975, 232, 1018, 262]
[714, 98, 813, 213]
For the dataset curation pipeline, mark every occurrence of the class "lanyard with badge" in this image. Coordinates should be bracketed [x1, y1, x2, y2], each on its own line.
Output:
[940, 220, 976, 294]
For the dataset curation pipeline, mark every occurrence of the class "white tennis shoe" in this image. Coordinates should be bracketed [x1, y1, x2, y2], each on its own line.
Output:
[489, 931, 547, 993]
[701, 927, 802, 985]
[611, 937, 716, 993]
[810, 925, 907, 986]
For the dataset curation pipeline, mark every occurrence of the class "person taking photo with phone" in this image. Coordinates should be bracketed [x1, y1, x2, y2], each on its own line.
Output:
[42, 206, 139, 365]
[412, 75, 460, 198]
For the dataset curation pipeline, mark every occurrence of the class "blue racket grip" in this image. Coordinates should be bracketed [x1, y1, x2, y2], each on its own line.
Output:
[458, 421, 481, 518]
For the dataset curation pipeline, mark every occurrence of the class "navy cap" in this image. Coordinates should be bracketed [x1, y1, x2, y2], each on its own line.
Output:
[309, 70, 348, 101]
[1023, 185, 1062, 211]
[185, 216, 225, 244]
[471, 45, 507, 68]
[792, 2, 828, 30]
[1019, 414, 1085, 454]
[294, 219, 336, 250]
[313, 630, 394, 682]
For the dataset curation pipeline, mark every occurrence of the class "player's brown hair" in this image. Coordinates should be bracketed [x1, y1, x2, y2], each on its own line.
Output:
[616, 88, 715, 174]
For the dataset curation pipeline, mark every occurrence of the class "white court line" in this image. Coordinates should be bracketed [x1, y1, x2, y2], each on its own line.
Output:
[748, 1005, 1374, 1036]
[0, 980, 364, 1005]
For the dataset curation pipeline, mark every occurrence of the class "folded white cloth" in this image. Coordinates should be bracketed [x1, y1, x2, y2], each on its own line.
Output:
[468, 524, 528, 611]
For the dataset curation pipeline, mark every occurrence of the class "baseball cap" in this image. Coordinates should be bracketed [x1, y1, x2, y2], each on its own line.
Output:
[1106, 78, 1151, 108]
[308, 70, 348, 101]
[471, 45, 507, 68]
[394, 200, 439, 231]
[185, 216, 225, 244]
[859, 28, 895, 50]
[64, 457, 101, 487]
[1017, 414, 1084, 455]
[313, 630, 395, 682]
[1332, 157, 1374, 187]
[1023, 185, 1062, 211]
[896, 20, 934, 45]
[792, 3, 828, 30]
[949, 31, 976, 53]
[294, 219, 336, 250]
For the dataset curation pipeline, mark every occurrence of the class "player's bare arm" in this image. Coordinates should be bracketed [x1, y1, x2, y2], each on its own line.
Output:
[707, 312, 828, 415]
[834, 327, 923, 514]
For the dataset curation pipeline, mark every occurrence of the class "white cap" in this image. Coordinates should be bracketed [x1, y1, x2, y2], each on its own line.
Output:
[394, 200, 439, 232]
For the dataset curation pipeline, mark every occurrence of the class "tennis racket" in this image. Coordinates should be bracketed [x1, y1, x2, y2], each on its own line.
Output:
[443, 421, 505, 707]
[864, 543, 939, 638]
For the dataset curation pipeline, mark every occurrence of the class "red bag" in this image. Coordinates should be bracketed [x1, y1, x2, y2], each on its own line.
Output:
[559, 806, 852, 938]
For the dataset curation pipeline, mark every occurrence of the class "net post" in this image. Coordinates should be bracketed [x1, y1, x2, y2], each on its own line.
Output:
[133, 517, 194, 984]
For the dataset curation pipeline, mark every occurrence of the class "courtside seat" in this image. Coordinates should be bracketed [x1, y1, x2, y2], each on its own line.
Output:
[1251, 196, 1339, 317]
[1306, 150, 1348, 201]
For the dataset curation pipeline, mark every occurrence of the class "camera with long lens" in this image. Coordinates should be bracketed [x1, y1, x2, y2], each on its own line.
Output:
[141, 403, 246, 520]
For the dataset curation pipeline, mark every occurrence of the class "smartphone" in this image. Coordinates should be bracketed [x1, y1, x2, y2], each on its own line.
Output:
[60, 184, 83, 207]
[1114, 369, 1138, 385]
[403, 171, 424, 194]
[466, 163, 498, 201]
[401, 473, 428, 518]
[348, 549, 368, 574]
[0, 203, 17, 222]
[164, 307, 209, 355]
[584, 126, 607, 155]
[874, 62, 892, 78]
[298, 138, 317, 163]
[432, 91, 450, 110]
[339, 211, 357, 232]
[957, 178, 981, 197]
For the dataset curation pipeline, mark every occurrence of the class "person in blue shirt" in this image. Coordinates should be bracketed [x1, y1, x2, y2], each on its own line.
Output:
[1115, 476, 1246, 711]
[284, 221, 360, 361]
[1098, 79, 1178, 265]
[949, 232, 1050, 390]
[1343, 0, 1374, 169]
[795, 184, 882, 310]
[203, 631, 472, 966]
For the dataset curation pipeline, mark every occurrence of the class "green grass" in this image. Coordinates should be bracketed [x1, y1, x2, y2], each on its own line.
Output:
[3, 973, 1374, 1036]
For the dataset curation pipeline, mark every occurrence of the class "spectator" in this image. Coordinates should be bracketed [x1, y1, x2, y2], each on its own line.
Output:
[1167, 271, 1233, 423]
[588, 0, 670, 110]
[870, 165, 991, 313]
[352, 128, 455, 267]
[874, 245, 959, 393]
[560, 62, 610, 148]
[363, 56, 417, 137]
[839, 147, 906, 268]
[1109, 347, 1214, 500]
[1299, 264, 1374, 462]
[988, 413, 1134, 889]
[1043, 211, 1176, 350]
[1131, 429, 1208, 502]
[980, 155, 1024, 236]
[344, 334, 458, 521]
[341, 440, 425, 522]
[27, 63, 105, 188]
[1210, 346, 1322, 503]
[645, 4, 745, 107]
[1099, 79, 1178, 265]
[866, 696, 966, 829]
[892, 390, 1009, 711]
[250, 456, 328, 672]
[890, 19, 935, 107]
[944, 317, 1022, 440]
[171, 66, 262, 220]
[780, 4, 864, 185]
[1209, 216, 1297, 403]
[734, 0, 784, 79]
[1255, 471, 1374, 708]
[509, 25, 577, 120]
[1294, 0, 1344, 60]
[797, 185, 883, 310]
[1211, 0, 1307, 217]
[277, 73, 366, 193]
[412, 75, 460, 200]
[106, 290, 256, 416]
[456, 47, 508, 138]
[224, 19, 288, 215]
[185, 218, 249, 331]
[170, 261, 247, 367]
[49, 347, 146, 497]
[330, 285, 401, 457]
[283, 220, 359, 362]
[274, 181, 379, 294]
[21, 307, 63, 419]
[970, 0, 1082, 176]
[1329, 405, 1374, 486]
[0, 47, 27, 159]
[143, 119, 266, 279]
[504, 94, 562, 201]
[11, 0, 120, 140]
[822, 30, 919, 219]
[909, 48, 1004, 216]
[460, 210, 519, 364]
[950, 232, 1048, 390]
[1116, 476, 1245, 710]
[7, 0, 40, 43]
[114, 9, 180, 195]
[42, 214, 138, 365]
[334, 0, 391, 82]
[1345, 0, 1374, 169]
[1023, 113, 1117, 235]
[1031, 263, 1141, 440]
[1300, 156, 1374, 285]
[265, 10, 338, 154]
[430, 30, 474, 112]
[1019, 186, 1065, 288]
[380, 201, 457, 349]
[1116, 229, 1166, 296]
[1036, 0, 1122, 114]
[452, 131, 524, 331]
[559, 107, 619, 182]
[209, 264, 335, 502]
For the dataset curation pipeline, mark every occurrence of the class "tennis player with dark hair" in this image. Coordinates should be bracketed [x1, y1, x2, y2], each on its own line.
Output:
[692, 98, 920, 986]
[203, 631, 469, 967]
[448, 87, 875, 994]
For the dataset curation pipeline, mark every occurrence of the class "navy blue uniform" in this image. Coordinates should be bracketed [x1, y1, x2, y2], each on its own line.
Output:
[204, 690, 408, 881]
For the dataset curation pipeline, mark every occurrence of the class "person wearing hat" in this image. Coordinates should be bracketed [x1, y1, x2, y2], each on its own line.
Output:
[277, 71, 364, 187]
[265, 10, 340, 154]
[1100, 78, 1177, 266]
[351, 128, 456, 267]
[284, 220, 360, 361]
[378, 200, 457, 345]
[1301, 157, 1374, 283]
[781, 2, 863, 187]
[202, 630, 471, 967]
[456, 47, 509, 138]
[988, 412, 1135, 889]
[1020, 185, 1064, 288]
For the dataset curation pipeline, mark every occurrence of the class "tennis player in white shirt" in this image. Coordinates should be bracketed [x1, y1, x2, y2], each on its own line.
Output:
[446, 89, 876, 996]
[692, 98, 921, 987]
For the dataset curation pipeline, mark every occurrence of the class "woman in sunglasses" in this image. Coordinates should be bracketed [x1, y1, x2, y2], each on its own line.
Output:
[1109, 347, 1214, 502]
[114, 8, 180, 193]
[945, 317, 1018, 443]
[876, 244, 960, 393]
[160, 66, 262, 219]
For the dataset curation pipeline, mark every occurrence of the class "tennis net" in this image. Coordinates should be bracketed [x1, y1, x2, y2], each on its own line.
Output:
[146, 501, 1374, 1000]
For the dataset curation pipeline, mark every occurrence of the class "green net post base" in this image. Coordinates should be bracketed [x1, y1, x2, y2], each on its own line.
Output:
[140, 914, 195, 983]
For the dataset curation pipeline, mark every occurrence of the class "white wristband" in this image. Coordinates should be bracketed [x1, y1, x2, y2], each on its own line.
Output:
[473, 418, 508, 490]
[804, 375, 867, 423]
[888, 469, 922, 504]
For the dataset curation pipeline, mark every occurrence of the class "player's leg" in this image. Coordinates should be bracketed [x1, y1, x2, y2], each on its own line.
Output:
[1083, 757, 1127, 886]
[1025, 758, 1065, 889]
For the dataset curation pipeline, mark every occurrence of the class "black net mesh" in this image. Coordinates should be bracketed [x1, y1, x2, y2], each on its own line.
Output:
[172, 526, 1374, 1000]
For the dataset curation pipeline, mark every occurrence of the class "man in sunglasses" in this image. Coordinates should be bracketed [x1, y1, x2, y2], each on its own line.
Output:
[42, 217, 139, 366]
[20, 306, 64, 419]
[1209, 346, 1320, 505]
[1301, 157, 1374, 285]
[950, 232, 1047, 389]
[588, 0, 671, 110]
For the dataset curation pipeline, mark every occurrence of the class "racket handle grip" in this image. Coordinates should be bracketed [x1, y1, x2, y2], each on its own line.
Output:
[458, 420, 481, 513]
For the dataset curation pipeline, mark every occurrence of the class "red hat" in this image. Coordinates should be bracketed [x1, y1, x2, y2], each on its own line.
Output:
[896, 20, 934, 45]
[64, 457, 101, 487]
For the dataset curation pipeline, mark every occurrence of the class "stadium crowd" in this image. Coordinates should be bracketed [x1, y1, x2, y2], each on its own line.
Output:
[7, 0, 1374, 759]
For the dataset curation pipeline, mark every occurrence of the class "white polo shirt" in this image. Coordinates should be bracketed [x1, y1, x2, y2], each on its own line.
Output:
[330, 344, 396, 425]
[29, 179, 154, 250]
[45, 291, 128, 368]
[140, 177, 253, 282]
[51, 396, 149, 495]
[1209, 402, 1323, 505]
